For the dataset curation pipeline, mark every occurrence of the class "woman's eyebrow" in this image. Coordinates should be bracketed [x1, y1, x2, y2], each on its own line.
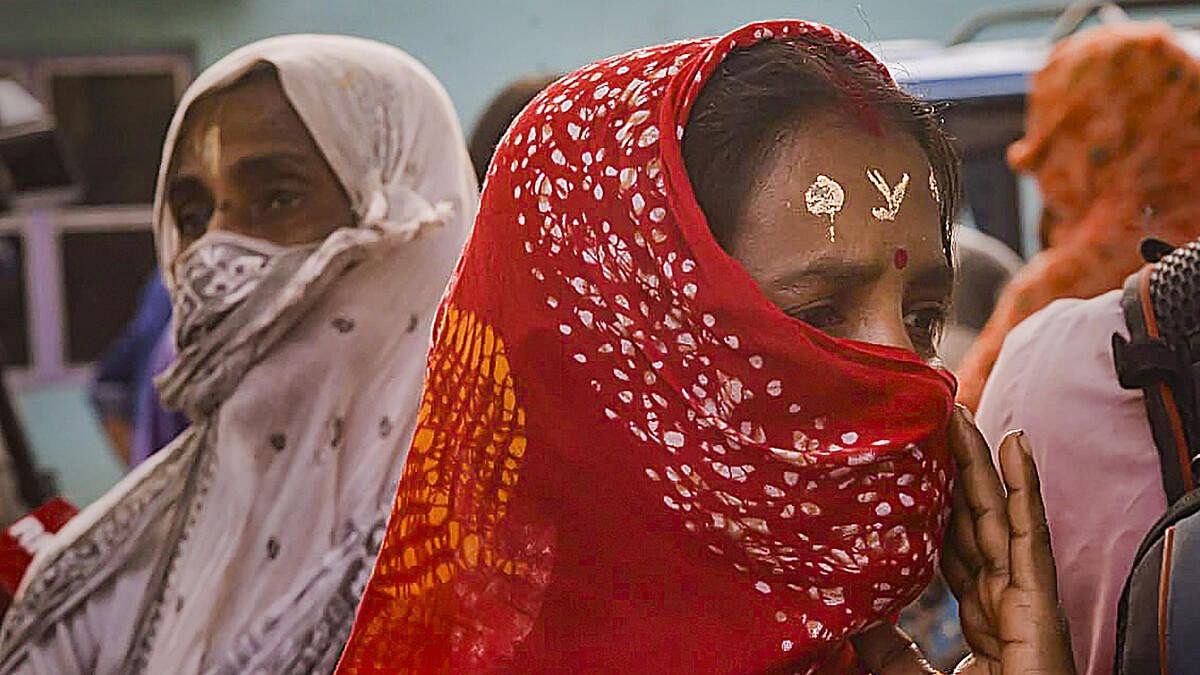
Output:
[769, 258, 885, 292]
[230, 152, 311, 182]
[166, 174, 205, 200]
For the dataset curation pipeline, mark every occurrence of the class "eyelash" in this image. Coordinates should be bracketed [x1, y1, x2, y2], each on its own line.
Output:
[905, 304, 945, 351]
[786, 303, 842, 329]
[264, 190, 302, 211]
[784, 301, 946, 353]
[173, 188, 304, 239]
[177, 205, 212, 239]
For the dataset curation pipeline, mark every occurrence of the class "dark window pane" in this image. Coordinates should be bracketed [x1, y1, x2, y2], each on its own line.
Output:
[49, 72, 175, 205]
[941, 94, 1027, 255]
[61, 229, 156, 363]
[0, 235, 28, 366]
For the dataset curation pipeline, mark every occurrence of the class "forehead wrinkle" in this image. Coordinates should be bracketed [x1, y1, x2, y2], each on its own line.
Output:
[769, 257, 886, 292]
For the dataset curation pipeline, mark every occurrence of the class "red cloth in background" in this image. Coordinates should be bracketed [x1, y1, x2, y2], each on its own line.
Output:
[0, 498, 78, 613]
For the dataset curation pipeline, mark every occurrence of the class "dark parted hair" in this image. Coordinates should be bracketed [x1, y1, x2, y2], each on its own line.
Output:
[469, 74, 561, 185]
[681, 37, 960, 267]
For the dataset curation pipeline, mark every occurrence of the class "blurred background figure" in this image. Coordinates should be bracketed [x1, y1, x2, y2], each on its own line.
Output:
[898, 577, 968, 671]
[0, 163, 12, 214]
[468, 74, 559, 186]
[973, 21, 1200, 675]
[88, 268, 185, 468]
[131, 330, 182, 466]
[957, 20, 1200, 409]
[939, 226, 1024, 370]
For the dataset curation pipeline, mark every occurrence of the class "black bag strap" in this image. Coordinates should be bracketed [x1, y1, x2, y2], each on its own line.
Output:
[1113, 264, 1197, 504]
[0, 338, 56, 510]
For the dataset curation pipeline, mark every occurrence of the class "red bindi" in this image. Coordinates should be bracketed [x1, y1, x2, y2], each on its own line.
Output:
[893, 247, 909, 270]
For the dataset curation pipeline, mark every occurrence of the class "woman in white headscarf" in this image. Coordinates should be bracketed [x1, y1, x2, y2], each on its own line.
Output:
[0, 34, 476, 674]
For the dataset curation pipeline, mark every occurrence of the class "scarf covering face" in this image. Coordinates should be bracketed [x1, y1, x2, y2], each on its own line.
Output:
[339, 20, 956, 674]
[0, 35, 476, 675]
[957, 22, 1200, 409]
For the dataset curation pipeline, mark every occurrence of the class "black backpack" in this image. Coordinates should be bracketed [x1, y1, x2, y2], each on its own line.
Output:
[1112, 238, 1200, 674]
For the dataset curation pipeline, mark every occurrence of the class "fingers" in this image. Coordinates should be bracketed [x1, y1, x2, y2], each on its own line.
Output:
[941, 549, 1003, 660]
[947, 478, 983, 575]
[991, 431, 1078, 675]
[939, 535, 973, 601]
[998, 430, 1058, 596]
[948, 408, 1013, 634]
[850, 624, 941, 675]
[948, 407, 1010, 575]
[949, 653, 993, 675]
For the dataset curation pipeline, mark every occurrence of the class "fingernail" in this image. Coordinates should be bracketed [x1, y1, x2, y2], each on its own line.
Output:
[1004, 429, 1031, 455]
[1014, 429, 1033, 457]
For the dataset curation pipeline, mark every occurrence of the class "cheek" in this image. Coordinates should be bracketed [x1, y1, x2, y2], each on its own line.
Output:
[313, 185, 355, 227]
[275, 196, 353, 245]
[281, 219, 342, 246]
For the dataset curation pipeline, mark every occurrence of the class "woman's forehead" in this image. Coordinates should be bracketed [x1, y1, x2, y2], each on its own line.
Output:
[772, 112, 930, 184]
[172, 73, 311, 176]
[736, 117, 942, 254]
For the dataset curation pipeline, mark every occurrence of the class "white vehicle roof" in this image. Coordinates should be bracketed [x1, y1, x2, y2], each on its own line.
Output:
[871, 27, 1200, 100]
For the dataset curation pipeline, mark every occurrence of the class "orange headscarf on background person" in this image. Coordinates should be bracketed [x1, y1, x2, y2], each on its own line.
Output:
[957, 22, 1200, 409]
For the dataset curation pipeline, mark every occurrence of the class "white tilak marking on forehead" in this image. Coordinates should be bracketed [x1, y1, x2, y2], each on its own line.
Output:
[866, 168, 909, 222]
[201, 125, 222, 178]
[804, 174, 845, 242]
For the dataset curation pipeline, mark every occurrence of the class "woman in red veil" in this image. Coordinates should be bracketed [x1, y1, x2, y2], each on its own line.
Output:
[337, 20, 1074, 674]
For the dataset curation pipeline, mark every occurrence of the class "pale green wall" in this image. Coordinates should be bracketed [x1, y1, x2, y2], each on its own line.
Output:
[2, 0, 1023, 128]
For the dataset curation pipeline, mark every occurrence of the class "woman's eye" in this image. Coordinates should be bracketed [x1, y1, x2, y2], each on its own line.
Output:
[904, 304, 946, 350]
[786, 303, 844, 331]
[176, 205, 212, 239]
[264, 190, 302, 211]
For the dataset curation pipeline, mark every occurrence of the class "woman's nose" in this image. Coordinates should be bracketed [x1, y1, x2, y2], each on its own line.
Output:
[206, 200, 238, 233]
[845, 307, 914, 353]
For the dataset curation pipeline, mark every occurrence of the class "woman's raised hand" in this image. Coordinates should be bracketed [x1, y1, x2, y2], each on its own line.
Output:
[851, 407, 1075, 675]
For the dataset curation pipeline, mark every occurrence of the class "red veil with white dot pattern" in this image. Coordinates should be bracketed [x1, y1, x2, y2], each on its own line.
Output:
[337, 20, 957, 674]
